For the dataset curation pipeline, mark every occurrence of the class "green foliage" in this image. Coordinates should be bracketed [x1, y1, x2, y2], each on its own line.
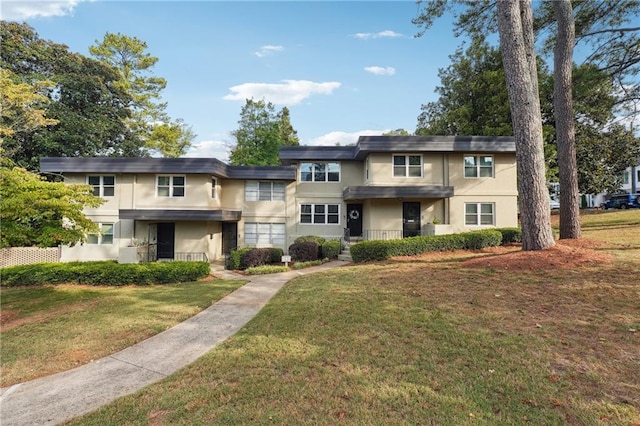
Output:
[292, 259, 329, 270]
[350, 230, 504, 263]
[320, 240, 341, 259]
[0, 22, 137, 169]
[0, 163, 104, 247]
[243, 248, 273, 269]
[288, 241, 319, 262]
[0, 261, 210, 286]
[225, 247, 252, 270]
[294, 235, 326, 245]
[148, 119, 196, 158]
[245, 265, 289, 275]
[496, 227, 522, 244]
[229, 99, 300, 166]
[269, 247, 284, 264]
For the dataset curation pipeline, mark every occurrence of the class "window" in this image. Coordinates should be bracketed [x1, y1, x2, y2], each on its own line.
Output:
[211, 177, 217, 198]
[622, 171, 630, 185]
[300, 204, 340, 224]
[464, 155, 494, 178]
[157, 176, 185, 197]
[87, 223, 114, 245]
[393, 155, 422, 177]
[465, 203, 495, 226]
[300, 162, 340, 182]
[245, 181, 286, 201]
[87, 176, 115, 197]
[244, 223, 285, 245]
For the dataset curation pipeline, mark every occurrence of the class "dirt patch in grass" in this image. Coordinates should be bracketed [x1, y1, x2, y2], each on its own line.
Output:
[460, 239, 613, 270]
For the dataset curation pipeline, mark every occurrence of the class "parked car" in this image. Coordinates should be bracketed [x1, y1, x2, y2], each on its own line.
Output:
[550, 198, 560, 209]
[601, 193, 640, 209]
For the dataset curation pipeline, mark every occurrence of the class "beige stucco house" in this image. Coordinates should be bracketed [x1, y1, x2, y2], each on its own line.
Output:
[40, 135, 518, 262]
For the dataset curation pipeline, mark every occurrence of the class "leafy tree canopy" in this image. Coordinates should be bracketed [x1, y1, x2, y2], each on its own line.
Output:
[229, 99, 300, 166]
[0, 161, 104, 248]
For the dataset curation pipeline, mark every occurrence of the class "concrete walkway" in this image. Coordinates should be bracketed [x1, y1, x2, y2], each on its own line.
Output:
[0, 261, 347, 426]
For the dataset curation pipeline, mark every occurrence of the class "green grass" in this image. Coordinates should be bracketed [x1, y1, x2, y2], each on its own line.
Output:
[0, 279, 246, 386]
[68, 210, 640, 425]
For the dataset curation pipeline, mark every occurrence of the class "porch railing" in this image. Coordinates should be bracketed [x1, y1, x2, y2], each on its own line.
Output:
[173, 252, 209, 262]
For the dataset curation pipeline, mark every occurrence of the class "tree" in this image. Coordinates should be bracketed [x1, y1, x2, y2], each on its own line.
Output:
[89, 32, 193, 157]
[383, 129, 412, 136]
[0, 161, 104, 248]
[416, 37, 512, 137]
[496, 0, 555, 250]
[0, 22, 135, 169]
[148, 119, 196, 158]
[553, 0, 580, 239]
[0, 68, 58, 139]
[277, 107, 300, 146]
[229, 99, 300, 166]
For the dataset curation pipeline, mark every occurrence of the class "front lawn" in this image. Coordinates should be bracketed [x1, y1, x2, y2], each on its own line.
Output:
[68, 210, 640, 425]
[0, 279, 246, 386]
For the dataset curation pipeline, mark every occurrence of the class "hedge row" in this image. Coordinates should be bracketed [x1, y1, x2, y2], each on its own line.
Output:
[350, 229, 508, 263]
[289, 239, 341, 262]
[225, 247, 284, 270]
[0, 261, 210, 287]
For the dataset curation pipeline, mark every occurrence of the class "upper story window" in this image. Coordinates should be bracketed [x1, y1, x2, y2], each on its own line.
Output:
[157, 175, 185, 197]
[464, 155, 494, 178]
[465, 203, 494, 226]
[300, 162, 340, 182]
[87, 223, 113, 245]
[211, 177, 217, 199]
[393, 155, 422, 177]
[622, 171, 630, 185]
[245, 181, 286, 202]
[88, 175, 115, 197]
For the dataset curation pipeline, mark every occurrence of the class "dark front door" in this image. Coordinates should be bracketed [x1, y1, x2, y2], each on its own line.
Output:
[403, 202, 421, 238]
[222, 222, 238, 255]
[347, 203, 363, 238]
[157, 223, 175, 259]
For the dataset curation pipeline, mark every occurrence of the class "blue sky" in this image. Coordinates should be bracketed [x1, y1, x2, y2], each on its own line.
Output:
[2, 1, 468, 161]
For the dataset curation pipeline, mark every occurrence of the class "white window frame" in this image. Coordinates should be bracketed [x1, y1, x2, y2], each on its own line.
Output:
[211, 177, 217, 199]
[464, 155, 494, 178]
[244, 222, 286, 245]
[87, 175, 115, 197]
[87, 222, 114, 245]
[392, 154, 423, 178]
[157, 175, 185, 197]
[464, 203, 495, 226]
[245, 181, 286, 202]
[299, 204, 340, 225]
[300, 162, 341, 182]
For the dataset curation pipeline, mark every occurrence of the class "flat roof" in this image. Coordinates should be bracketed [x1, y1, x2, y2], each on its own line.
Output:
[343, 185, 454, 200]
[279, 135, 515, 164]
[40, 158, 296, 181]
[119, 209, 242, 222]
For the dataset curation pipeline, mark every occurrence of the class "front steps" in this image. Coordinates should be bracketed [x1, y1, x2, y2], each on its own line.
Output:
[338, 238, 362, 262]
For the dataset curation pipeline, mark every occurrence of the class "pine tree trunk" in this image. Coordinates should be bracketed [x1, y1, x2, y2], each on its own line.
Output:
[554, 0, 582, 239]
[497, 0, 555, 251]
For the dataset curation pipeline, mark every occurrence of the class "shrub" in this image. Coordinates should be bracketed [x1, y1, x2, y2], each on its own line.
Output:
[292, 259, 328, 269]
[321, 240, 341, 259]
[243, 248, 273, 269]
[245, 265, 289, 275]
[226, 247, 252, 270]
[289, 241, 319, 262]
[294, 235, 326, 246]
[350, 240, 395, 262]
[269, 247, 284, 263]
[496, 227, 522, 244]
[0, 261, 210, 287]
[463, 229, 503, 250]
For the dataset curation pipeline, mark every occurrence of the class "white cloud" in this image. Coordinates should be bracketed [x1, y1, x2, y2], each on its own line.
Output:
[223, 80, 341, 105]
[307, 129, 390, 146]
[184, 139, 230, 163]
[352, 30, 403, 40]
[254, 45, 284, 58]
[1, 0, 84, 20]
[364, 66, 396, 76]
